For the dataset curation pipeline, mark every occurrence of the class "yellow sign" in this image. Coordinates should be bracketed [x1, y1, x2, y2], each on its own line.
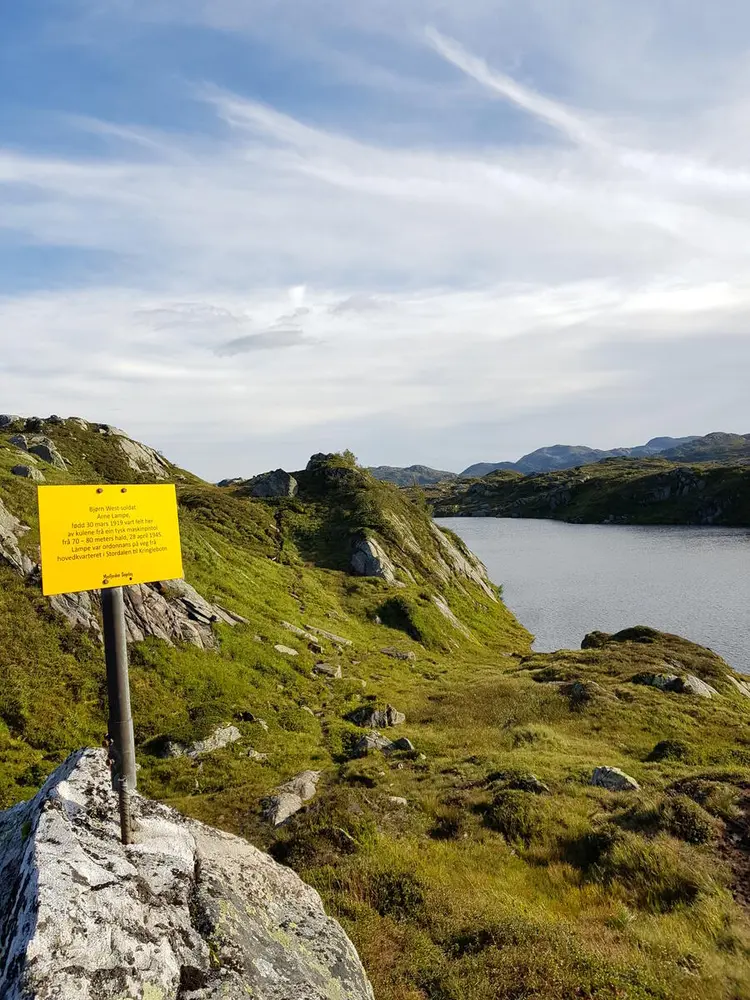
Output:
[38, 484, 184, 596]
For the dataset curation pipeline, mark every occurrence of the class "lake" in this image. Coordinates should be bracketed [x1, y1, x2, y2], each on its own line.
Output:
[437, 517, 750, 674]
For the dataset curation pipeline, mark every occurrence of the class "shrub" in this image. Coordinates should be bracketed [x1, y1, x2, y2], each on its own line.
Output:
[429, 803, 472, 840]
[510, 724, 558, 748]
[368, 869, 427, 921]
[658, 794, 721, 844]
[594, 830, 718, 912]
[670, 776, 741, 822]
[647, 739, 696, 763]
[276, 707, 319, 734]
[485, 790, 549, 845]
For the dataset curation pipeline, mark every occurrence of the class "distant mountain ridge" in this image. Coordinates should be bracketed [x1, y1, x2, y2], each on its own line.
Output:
[368, 464, 458, 486]
[369, 433, 750, 486]
[460, 436, 702, 478]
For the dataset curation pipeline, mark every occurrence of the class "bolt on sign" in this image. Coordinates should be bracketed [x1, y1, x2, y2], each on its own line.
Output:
[38, 484, 184, 596]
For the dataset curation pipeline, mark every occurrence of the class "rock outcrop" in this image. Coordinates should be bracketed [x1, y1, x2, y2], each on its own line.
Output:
[728, 675, 750, 698]
[249, 469, 298, 498]
[350, 534, 399, 584]
[122, 579, 247, 650]
[0, 500, 36, 577]
[0, 750, 372, 1000]
[10, 434, 66, 470]
[102, 427, 170, 479]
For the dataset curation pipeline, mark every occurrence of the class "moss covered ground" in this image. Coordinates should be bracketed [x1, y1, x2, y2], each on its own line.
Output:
[0, 419, 749, 999]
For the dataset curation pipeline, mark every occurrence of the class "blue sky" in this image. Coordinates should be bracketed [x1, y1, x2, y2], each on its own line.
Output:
[2, 1, 750, 478]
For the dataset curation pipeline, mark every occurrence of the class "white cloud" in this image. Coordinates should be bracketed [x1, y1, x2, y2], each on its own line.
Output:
[3, 5, 750, 476]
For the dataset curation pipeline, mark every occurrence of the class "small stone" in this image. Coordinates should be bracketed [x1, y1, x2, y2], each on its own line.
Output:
[281, 621, 318, 642]
[10, 464, 45, 482]
[351, 704, 406, 728]
[157, 725, 242, 759]
[590, 766, 640, 792]
[388, 796, 408, 806]
[301, 706, 316, 716]
[274, 644, 299, 657]
[312, 662, 343, 679]
[247, 748, 269, 762]
[489, 771, 549, 794]
[388, 738, 415, 753]
[305, 625, 353, 646]
[380, 647, 416, 661]
[354, 732, 394, 756]
[263, 770, 321, 826]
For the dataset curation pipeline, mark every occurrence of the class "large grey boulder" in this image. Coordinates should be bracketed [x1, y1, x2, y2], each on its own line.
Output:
[11, 464, 45, 482]
[0, 750, 372, 1000]
[677, 674, 719, 699]
[350, 534, 399, 584]
[249, 469, 298, 498]
[590, 766, 640, 792]
[632, 672, 718, 699]
[0, 414, 21, 428]
[263, 771, 321, 826]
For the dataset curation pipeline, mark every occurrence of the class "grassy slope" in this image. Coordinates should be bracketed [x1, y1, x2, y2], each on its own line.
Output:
[0, 421, 749, 999]
[424, 458, 750, 527]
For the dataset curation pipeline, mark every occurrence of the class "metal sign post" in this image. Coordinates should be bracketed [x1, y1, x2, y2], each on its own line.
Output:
[102, 586, 137, 843]
[37, 483, 184, 846]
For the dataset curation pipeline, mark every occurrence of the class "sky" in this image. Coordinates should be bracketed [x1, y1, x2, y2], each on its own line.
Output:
[1, 1, 749, 479]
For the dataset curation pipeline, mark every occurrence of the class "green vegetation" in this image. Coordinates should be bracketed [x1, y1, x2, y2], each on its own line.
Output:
[368, 465, 458, 487]
[0, 418, 749, 999]
[423, 456, 750, 526]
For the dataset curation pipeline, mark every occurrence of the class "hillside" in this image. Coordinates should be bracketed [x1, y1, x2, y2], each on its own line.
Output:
[368, 465, 458, 486]
[425, 457, 750, 527]
[1, 416, 749, 999]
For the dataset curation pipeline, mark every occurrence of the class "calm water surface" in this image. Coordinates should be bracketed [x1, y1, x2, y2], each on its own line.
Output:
[437, 518, 750, 673]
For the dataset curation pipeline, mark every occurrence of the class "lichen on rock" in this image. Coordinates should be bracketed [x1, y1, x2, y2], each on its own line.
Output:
[0, 750, 373, 1000]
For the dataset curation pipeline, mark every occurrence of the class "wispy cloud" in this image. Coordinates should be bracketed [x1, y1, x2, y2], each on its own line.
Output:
[2, 4, 750, 475]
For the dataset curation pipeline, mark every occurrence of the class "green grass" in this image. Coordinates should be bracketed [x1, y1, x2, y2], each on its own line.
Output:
[0, 420, 749, 999]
